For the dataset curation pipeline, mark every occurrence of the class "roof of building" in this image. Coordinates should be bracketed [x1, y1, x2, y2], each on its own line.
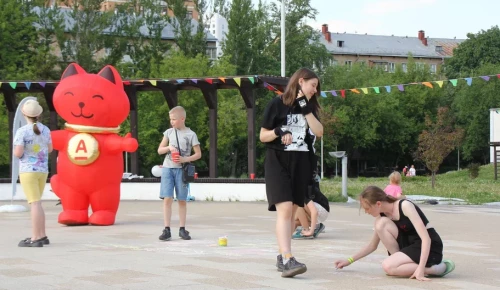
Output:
[319, 31, 465, 59]
[33, 6, 217, 42]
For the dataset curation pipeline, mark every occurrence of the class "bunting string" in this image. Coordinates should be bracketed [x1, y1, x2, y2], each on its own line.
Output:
[315, 74, 500, 98]
[0, 76, 259, 90]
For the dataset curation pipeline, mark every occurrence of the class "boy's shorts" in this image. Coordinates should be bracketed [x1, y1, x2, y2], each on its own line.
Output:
[160, 167, 188, 201]
[314, 202, 329, 223]
[19, 172, 48, 204]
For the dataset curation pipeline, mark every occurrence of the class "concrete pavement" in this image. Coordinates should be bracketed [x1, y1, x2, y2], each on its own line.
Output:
[1, 201, 499, 290]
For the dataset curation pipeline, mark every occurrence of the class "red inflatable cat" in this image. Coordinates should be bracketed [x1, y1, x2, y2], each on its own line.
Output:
[51, 63, 138, 226]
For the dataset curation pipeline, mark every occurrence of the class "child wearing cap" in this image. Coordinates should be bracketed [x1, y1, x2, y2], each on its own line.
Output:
[13, 99, 53, 247]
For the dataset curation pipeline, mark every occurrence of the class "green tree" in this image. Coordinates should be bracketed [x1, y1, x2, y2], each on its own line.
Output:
[0, 0, 39, 79]
[56, 0, 123, 72]
[445, 26, 500, 78]
[32, 4, 67, 79]
[451, 63, 500, 163]
[116, 0, 171, 78]
[166, 0, 207, 57]
[267, 0, 331, 75]
[417, 107, 464, 188]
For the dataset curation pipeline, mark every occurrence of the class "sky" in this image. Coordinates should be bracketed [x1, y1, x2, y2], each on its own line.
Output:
[252, 0, 499, 39]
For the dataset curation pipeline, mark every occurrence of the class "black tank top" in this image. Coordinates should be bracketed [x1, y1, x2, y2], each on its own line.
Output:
[382, 200, 430, 235]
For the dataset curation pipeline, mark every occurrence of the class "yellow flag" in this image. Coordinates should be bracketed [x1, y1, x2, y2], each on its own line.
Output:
[435, 81, 444, 88]
[149, 80, 157, 86]
[361, 88, 368, 94]
[422, 82, 433, 88]
[234, 78, 241, 87]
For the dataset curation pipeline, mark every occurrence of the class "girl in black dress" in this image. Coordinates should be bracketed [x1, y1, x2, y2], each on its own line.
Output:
[334, 186, 455, 280]
[260, 68, 323, 277]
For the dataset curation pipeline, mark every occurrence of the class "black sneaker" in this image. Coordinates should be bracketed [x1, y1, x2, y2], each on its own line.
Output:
[179, 228, 191, 240]
[281, 257, 307, 278]
[23, 236, 50, 245]
[159, 228, 171, 241]
[313, 223, 326, 238]
[18, 238, 43, 247]
[276, 255, 284, 272]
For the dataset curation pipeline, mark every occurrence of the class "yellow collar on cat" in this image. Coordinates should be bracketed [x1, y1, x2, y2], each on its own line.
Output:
[64, 123, 120, 134]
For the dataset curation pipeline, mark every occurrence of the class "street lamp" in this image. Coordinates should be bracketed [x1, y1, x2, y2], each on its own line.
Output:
[281, 0, 285, 77]
[329, 151, 348, 198]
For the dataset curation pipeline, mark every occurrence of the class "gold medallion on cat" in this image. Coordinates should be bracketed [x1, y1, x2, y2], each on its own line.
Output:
[67, 133, 100, 165]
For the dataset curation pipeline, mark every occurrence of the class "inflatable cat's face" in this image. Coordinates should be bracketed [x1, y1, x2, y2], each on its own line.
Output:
[53, 63, 130, 127]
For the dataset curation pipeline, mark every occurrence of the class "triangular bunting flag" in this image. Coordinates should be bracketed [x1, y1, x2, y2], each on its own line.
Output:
[331, 91, 338, 97]
[361, 88, 368, 94]
[385, 86, 391, 93]
[435, 81, 444, 88]
[321, 91, 327, 98]
[397, 84, 404, 91]
[205, 78, 213, 84]
[422, 82, 433, 88]
[234, 77, 241, 87]
[373, 87, 380, 94]
[177, 79, 184, 84]
[465, 77, 472, 86]
[25, 82, 31, 90]
[39, 82, 46, 88]
[497, 74, 500, 79]
[450, 79, 458, 86]
[351, 89, 360, 94]
[275, 90, 282, 95]
[340, 90, 345, 98]
[480, 76, 490, 81]
[219, 77, 226, 83]
[248, 77, 255, 84]
[191, 79, 198, 84]
[9, 82, 17, 89]
[149, 80, 157, 86]
[0, 82, 2, 87]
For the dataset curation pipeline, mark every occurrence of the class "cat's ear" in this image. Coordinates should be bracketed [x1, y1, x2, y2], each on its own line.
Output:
[61, 63, 86, 80]
[98, 65, 123, 88]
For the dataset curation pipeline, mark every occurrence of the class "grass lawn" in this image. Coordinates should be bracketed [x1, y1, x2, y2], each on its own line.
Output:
[321, 164, 500, 204]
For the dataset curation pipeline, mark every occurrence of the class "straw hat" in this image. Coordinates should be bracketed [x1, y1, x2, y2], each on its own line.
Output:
[22, 100, 43, 117]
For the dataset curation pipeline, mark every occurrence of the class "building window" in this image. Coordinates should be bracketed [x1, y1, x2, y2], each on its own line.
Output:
[330, 59, 338, 66]
[344, 60, 352, 67]
[389, 62, 395, 73]
[212, 30, 215, 34]
[402, 63, 407, 72]
[371, 61, 388, 71]
[430, 64, 437, 73]
[206, 46, 217, 59]
[337, 40, 344, 47]
[435, 46, 443, 52]
[186, 11, 193, 19]
[416, 62, 424, 69]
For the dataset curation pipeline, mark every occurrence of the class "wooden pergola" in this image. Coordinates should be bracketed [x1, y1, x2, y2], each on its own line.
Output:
[1, 76, 289, 177]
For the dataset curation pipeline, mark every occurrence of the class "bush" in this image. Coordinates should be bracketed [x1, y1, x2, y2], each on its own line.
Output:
[468, 163, 480, 179]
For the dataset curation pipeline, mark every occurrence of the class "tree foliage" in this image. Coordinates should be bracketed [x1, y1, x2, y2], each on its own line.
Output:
[417, 107, 464, 188]
[445, 26, 500, 78]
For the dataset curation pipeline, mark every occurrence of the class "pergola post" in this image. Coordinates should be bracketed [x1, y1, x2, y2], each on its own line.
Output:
[125, 85, 139, 175]
[199, 83, 218, 178]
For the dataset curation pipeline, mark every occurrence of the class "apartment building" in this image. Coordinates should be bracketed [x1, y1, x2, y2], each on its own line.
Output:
[319, 24, 464, 73]
[206, 13, 228, 58]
